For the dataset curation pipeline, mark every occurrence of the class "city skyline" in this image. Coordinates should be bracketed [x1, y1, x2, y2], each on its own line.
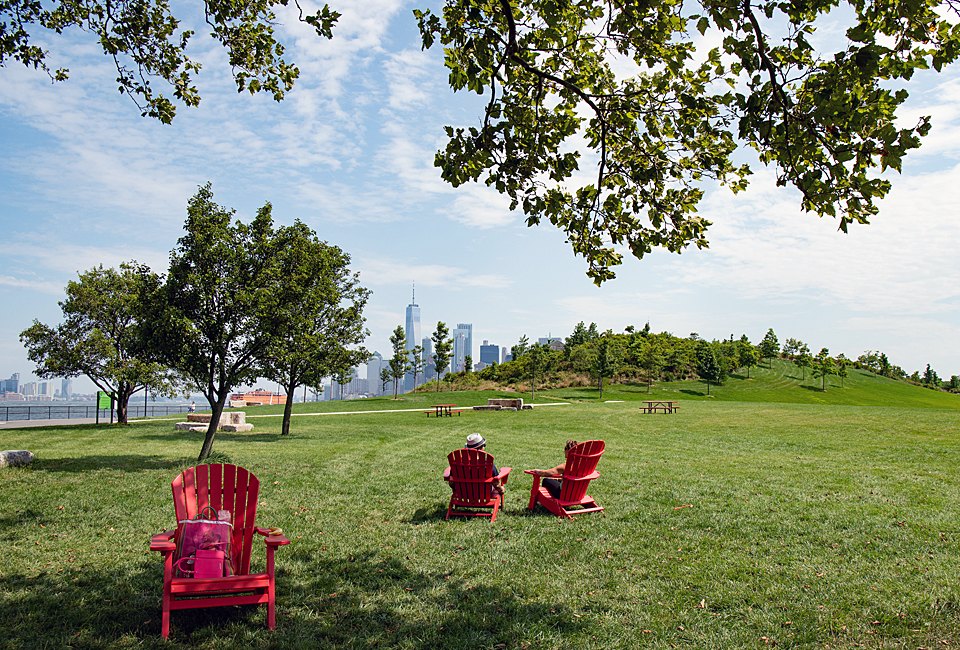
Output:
[2, 4, 959, 394]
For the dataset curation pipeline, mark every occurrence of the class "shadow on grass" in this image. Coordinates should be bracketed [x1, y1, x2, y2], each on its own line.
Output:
[35, 454, 183, 473]
[133, 431, 288, 444]
[409, 503, 449, 524]
[283, 549, 585, 646]
[0, 563, 166, 647]
[800, 385, 826, 392]
[1, 551, 585, 647]
[679, 389, 706, 397]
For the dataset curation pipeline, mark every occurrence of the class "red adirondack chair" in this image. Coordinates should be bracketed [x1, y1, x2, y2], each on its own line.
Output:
[149, 464, 290, 639]
[524, 440, 605, 518]
[445, 448, 512, 522]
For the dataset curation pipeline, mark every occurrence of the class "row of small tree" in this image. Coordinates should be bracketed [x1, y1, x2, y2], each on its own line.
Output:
[469, 325, 864, 396]
[21, 184, 370, 460]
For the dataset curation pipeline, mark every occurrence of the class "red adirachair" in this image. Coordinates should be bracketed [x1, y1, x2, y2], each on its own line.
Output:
[149, 464, 290, 639]
[445, 448, 512, 522]
[524, 440, 606, 518]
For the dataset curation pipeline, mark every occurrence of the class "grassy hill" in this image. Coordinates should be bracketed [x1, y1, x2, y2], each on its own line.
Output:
[544, 359, 960, 409]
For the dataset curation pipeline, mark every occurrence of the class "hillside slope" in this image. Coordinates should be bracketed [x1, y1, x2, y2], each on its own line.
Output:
[546, 359, 960, 409]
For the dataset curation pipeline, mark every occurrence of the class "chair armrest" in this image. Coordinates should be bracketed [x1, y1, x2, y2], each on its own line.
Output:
[496, 466, 512, 484]
[256, 527, 291, 547]
[150, 529, 176, 553]
[564, 471, 600, 482]
[523, 469, 538, 476]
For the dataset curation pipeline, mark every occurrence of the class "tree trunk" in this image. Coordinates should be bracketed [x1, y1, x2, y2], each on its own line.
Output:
[706, 380, 711, 395]
[281, 398, 294, 435]
[598, 376, 603, 399]
[115, 386, 131, 424]
[198, 394, 227, 462]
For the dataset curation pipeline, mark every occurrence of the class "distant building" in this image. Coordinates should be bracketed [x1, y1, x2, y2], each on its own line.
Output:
[452, 323, 473, 372]
[538, 336, 563, 348]
[502, 347, 511, 363]
[404, 286, 421, 392]
[21, 381, 38, 398]
[230, 389, 286, 405]
[1, 373, 19, 394]
[421, 337, 436, 383]
[479, 340, 500, 367]
[61, 377, 73, 400]
[367, 352, 383, 396]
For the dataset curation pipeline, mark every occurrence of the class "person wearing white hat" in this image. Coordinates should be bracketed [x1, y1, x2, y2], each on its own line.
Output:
[464, 433, 504, 495]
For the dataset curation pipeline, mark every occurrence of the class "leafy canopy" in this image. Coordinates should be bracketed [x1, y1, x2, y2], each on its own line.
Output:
[416, 0, 960, 282]
[0, 0, 339, 122]
[19, 262, 177, 423]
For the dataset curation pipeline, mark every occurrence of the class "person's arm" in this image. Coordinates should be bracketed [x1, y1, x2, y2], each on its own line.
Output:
[531, 463, 564, 477]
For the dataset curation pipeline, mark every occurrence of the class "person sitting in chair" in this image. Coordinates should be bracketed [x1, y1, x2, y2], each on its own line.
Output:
[527, 439, 578, 498]
[465, 433, 504, 495]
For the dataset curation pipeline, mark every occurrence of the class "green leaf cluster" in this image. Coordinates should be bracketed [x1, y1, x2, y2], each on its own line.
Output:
[419, 0, 960, 282]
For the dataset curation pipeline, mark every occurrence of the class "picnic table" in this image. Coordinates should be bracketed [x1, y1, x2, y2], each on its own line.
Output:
[427, 404, 459, 417]
[641, 400, 680, 414]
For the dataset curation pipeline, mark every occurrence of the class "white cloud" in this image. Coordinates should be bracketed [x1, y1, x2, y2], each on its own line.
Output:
[357, 258, 513, 290]
[0, 275, 64, 295]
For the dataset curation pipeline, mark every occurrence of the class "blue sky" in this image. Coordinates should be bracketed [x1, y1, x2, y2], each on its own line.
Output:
[2, 1, 960, 394]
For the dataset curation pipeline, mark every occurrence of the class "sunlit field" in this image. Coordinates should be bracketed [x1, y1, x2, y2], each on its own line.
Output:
[1, 387, 958, 648]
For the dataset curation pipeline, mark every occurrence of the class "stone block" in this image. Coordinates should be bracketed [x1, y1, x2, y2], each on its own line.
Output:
[220, 423, 254, 432]
[0, 450, 34, 468]
[187, 413, 212, 423]
[176, 422, 208, 432]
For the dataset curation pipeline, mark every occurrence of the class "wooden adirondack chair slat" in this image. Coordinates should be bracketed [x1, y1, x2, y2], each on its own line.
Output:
[445, 449, 511, 522]
[525, 440, 605, 518]
[150, 463, 290, 639]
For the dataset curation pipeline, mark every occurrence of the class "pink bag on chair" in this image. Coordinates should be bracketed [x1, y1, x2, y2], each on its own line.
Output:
[174, 507, 233, 578]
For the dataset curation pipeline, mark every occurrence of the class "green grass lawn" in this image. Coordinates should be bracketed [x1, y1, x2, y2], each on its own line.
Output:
[1, 397, 959, 648]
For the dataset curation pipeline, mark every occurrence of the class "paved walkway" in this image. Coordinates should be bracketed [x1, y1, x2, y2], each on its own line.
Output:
[0, 418, 99, 429]
[0, 402, 571, 429]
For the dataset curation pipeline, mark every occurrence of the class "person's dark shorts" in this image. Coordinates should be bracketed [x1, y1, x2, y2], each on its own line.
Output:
[543, 478, 561, 498]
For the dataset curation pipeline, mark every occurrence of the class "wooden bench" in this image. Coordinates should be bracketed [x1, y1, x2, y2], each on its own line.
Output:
[641, 401, 679, 414]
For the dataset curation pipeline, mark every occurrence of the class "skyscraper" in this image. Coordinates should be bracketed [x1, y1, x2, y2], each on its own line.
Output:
[61, 377, 72, 399]
[452, 323, 473, 372]
[479, 340, 500, 367]
[366, 352, 383, 396]
[421, 337, 435, 383]
[404, 285, 421, 391]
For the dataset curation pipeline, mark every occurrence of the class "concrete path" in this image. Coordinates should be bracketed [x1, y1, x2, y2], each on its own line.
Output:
[0, 402, 571, 429]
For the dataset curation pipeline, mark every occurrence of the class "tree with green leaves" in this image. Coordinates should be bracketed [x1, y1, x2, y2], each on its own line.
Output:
[922, 364, 940, 388]
[258, 220, 369, 435]
[415, 1, 959, 283]
[793, 341, 812, 380]
[811, 348, 836, 391]
[738, 339, 760, 379]
[511, 335, 530, 361]
[20, 262, 178, 424]
[410, 344, 425, 391]
[1, 0, 340, 123]
[759, 329, 780, 367]
[388, 326, 408, 399]
[464, 354, 473, 374]
[592, 335, 621, 398]
[524, 342, 552, 401]
[836, 353, 849, 388]
[380, 367, 391, 395]
[145, 183, 283, 461]
[431, 321, 453, 392]
[696, 341, 724, 395]
[332, 364, 357, 400]
[637, 336, 666, 393]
